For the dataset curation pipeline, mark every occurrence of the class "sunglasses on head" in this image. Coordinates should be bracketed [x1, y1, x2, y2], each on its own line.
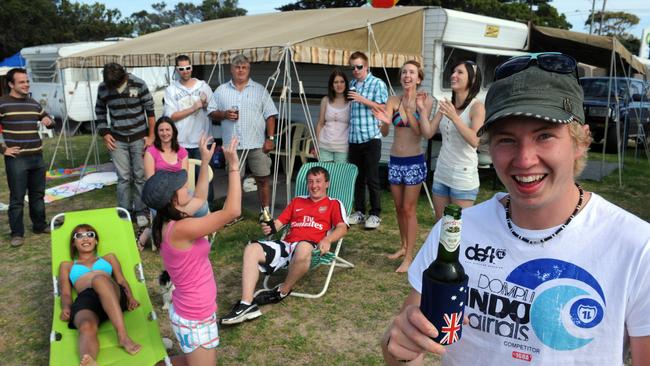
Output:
[351, 64, 364, 71]
[73, 231, 96, 240]
[494, 52, 577, 81]
[177, 66, 192, 72]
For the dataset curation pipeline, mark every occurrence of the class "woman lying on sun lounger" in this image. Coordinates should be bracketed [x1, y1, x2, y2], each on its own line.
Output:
[59, 223, 141, 366]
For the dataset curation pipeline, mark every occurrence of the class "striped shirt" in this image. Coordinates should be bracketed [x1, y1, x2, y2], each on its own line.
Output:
[348, 73, 388, 144]
[95, 74, 154, 142]
[0, 95, 49, 155]
[207, 79, 278, 150]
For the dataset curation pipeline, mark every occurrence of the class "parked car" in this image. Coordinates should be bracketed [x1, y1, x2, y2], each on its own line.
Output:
[580, 77, 650, 153]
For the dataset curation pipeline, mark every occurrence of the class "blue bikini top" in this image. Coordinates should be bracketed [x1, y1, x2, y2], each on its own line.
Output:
[69, 257, 113, 285]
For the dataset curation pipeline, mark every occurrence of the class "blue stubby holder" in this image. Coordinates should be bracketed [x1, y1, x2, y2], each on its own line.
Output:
[420, 274, 469, 346]
[210, 145, 225, 169]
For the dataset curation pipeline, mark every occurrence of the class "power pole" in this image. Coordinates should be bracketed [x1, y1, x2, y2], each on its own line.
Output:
[589, 0, 596, 34]
[599, 0, 607, 35]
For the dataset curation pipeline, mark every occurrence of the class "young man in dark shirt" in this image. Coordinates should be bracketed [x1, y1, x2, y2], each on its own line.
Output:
[0, 68, 54, 247]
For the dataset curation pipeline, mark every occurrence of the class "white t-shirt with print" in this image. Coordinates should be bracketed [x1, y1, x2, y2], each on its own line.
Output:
[409, 193, 650, 366]
[163, 78, 213, 149]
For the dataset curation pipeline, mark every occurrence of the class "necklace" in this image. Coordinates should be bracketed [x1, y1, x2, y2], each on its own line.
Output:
[505, 183, 584, 245]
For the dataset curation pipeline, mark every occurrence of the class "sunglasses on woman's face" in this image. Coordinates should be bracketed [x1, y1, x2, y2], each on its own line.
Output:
[177, 66, 192, 72]
[494, 52, 578, 81]
[73, 231, 96, 240]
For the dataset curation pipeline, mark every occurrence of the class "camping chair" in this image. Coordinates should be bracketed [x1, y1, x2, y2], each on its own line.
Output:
[186, 158, 214, 190]
[270, 124, 314, 175]
[49, 207, 170, 366]
[38, 121, 54, 139]
[260, 162, 356, 299]
[187, 158, 217, 243]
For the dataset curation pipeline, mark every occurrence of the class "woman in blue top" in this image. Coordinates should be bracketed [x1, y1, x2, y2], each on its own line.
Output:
[59, 224, 141, 366]
[373, 60, 435, 273]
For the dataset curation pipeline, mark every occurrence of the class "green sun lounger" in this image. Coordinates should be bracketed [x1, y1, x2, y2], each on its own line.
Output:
[49, 207, 170, 366]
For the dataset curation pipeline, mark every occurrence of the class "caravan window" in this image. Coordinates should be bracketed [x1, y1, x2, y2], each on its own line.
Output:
[29, 60, 58, 82]
[68, 68, 102, 83]
[481, 54, 511, 87]
[442, 47, 476, 89]
[442, 47, 512, 89]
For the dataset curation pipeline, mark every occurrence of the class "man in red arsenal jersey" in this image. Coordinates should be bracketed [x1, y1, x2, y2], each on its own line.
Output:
[221, 166, 349, 325]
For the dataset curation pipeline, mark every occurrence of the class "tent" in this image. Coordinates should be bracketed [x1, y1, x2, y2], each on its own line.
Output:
[530, 25, 646, 75]
[56, 6, 428, 210]
[530, 25, 649, 184]
[0, 52, 26, 70]
[57, 7, 424, 69]
[0, 52, 26, 95]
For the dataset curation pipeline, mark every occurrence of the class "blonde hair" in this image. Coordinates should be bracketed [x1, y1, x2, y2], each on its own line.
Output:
[568, 121, 592, 177]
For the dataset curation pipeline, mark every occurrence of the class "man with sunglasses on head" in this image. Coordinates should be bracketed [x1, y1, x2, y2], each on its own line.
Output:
[163, 55, 215, 203]
[346, 51, 388, 230]
[382, 53, 650, 365]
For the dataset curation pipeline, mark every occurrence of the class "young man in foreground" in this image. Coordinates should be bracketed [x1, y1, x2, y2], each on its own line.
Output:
[382, 53, 650, 365]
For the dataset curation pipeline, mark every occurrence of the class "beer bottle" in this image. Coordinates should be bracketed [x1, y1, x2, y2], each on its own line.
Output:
[420, 204, 468, 345]
[260, 207, 276, 235]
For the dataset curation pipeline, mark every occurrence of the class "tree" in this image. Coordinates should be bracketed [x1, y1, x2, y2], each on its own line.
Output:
[0, 0, 132, 60]
[585, 11, 639, 36]
[200, 0, 247, 20]
[276, 0, 570, 29]
[130, 0, 247, 36]
[277, 0, 366, 11]
[56, 1, 133, 42]
[585, 11, 640, 55]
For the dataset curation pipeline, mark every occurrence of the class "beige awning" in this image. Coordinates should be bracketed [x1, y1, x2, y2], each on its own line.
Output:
[530, 25, 646, 75]
[58, 7, 425, 69]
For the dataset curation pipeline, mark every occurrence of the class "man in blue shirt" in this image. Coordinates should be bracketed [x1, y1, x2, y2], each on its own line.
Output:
[347, 51, 388, 229]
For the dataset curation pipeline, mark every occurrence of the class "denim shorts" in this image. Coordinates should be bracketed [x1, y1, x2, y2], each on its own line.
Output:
[388, 155, 427, 186]
[431, 180, 479, 201]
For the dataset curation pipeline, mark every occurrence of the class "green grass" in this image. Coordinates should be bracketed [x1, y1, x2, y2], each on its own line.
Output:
[0, 136, 648, 365]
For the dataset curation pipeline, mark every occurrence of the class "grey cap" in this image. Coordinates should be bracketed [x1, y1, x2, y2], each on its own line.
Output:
[141, 170, 188, 210]
[478, 65, 584, 136]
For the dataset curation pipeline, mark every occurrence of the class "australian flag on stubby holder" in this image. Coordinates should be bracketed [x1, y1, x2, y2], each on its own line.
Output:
[420, 275, 469, 345]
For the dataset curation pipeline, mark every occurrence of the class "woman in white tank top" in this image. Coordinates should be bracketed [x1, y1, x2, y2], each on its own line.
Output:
[429, 60, 486, 222]
[316, 69, 350, 164]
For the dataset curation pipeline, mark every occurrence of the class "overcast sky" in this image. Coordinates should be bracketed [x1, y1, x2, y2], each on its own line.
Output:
[80, 0, 650, 40]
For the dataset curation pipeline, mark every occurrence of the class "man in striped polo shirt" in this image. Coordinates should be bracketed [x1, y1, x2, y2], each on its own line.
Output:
[95, 63, 155, 227]
[0, 68, 54, 247]
[208, 54, 278, 216]
[347, 51, 388, 229]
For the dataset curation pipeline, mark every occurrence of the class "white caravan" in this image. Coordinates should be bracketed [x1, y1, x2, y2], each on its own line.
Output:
[21, 40, 169, 123]
[208, 8, 529, 163]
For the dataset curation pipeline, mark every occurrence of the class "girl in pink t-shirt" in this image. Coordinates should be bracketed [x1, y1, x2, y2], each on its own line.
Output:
[144, 116, 188, 178]
[141, 117, 207, 249]
[142, 136, 241, 363]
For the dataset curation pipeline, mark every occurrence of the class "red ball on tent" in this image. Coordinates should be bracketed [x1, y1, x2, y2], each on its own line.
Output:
[369, 0, 398, 8]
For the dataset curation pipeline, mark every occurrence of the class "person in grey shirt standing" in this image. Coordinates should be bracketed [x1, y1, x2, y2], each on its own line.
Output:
[208, 54, 278, 215]
[96, 62, 155, 228]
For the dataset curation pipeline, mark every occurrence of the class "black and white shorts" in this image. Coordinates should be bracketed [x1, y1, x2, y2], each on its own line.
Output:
[254, 239, 317, 273]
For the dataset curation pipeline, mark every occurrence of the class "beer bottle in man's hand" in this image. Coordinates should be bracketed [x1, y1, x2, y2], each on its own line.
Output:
[260, 207, 276, 235]
[420, 204, 468, 346]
